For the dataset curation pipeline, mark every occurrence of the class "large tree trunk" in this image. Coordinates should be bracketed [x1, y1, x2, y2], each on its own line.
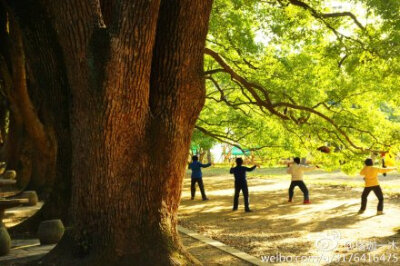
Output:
[6, 0, 72, 234]
[14, 0, 214, 265]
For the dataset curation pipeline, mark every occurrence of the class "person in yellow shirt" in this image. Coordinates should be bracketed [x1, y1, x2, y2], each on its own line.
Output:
[359, 158, 397, 215]
[381, 150, 395, 177]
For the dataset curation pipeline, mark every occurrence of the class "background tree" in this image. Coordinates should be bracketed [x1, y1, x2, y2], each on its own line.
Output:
[190, 129, 217, 163]
[3, 1, 73, 235]
[0, 3, 61, 198]
[196, 0, 400, 173]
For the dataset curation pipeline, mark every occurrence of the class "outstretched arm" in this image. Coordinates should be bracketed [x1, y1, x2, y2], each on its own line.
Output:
[200, 163, 212, 168]
[245, 165, 257, 172]
[378, 167, 397, 174]
[300, 165, 318, 172]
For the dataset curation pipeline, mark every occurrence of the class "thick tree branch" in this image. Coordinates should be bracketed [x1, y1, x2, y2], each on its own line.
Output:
[322, 12, 364, 30]
[206, 76, 254, 116]
[204, 47, 381, 153]
[278, 0, 373, 54]
[205, 48, 289, 120]
[204, 68, 226, 75]
[271, 101, 366, 151]
[195, 125, 284, 152]
[287, 0, 365, 31]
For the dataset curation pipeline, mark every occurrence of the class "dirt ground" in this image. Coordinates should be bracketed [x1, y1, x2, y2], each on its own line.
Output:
[3, 201, 249, 265]
[180, 234, 251, 265]
[179, 169, 400, 265]
[4, 167, 400, 265]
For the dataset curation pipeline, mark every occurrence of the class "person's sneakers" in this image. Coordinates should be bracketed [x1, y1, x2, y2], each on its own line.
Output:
[288, 199, 293, 203]
[232, 208, 238, 211]
[190, 197, 194, 200]
[377, 211, 384, 215]
[245, 209, 252, 212]
[303, 200, 311, 204]
[358, 210, 365, 214]
[202, 198, 209, 201]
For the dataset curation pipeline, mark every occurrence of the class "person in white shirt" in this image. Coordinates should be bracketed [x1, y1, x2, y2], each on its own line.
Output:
[286, 157, 319, 204]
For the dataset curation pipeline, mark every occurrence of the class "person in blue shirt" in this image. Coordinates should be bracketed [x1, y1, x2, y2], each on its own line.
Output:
[230, 157, 258, 212]
[189, 155, 212, 200]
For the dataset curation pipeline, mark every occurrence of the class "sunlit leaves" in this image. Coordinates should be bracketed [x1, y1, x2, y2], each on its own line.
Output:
[196, 0, 400, 173]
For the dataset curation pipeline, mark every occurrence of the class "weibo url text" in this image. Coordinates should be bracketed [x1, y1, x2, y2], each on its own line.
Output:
[261, 253, 399, 264]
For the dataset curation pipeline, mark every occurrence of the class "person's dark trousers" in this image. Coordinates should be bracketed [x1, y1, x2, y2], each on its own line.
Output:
[360, 185, 384, 211]
[382, 159, 387, 176]
[288, 181, 309, 201]
[191, 178, 207, 199]
[233, 180, 250, 211]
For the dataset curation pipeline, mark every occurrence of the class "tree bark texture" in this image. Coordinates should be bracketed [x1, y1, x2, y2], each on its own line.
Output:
[9, 0, 213, 265]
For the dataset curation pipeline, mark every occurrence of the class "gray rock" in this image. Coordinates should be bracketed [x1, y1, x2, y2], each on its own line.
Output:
[37, 219, 65, 245]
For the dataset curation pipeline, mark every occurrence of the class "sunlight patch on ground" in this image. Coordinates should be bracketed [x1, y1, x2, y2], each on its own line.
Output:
[180, 170, 400, 265]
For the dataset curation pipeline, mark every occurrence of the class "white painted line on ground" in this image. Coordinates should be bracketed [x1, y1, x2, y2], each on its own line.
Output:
[178, 225, 264, 266]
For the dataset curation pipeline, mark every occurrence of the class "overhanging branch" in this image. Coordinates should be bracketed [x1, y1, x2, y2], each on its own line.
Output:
[287, 0, 365, 31]
[204, 47, 382, 153]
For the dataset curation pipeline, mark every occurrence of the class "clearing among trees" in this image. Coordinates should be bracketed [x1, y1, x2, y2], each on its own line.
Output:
[179, 167, 400, 265]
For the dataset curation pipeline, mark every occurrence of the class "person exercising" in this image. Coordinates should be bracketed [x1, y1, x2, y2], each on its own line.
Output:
[230, 158, 258, 212]
[287, 157, 319, 204]
[189, 155, 211, 200]
[359, 158, 396, 215]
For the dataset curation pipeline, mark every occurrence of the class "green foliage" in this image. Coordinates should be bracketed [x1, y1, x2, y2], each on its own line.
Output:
[191, 129, 216, 152]
[195, 0, 400, 173]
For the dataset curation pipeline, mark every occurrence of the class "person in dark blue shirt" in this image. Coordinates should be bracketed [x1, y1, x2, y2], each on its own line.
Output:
[189, 155, 212, 200]
[230, 157, 258, 212]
